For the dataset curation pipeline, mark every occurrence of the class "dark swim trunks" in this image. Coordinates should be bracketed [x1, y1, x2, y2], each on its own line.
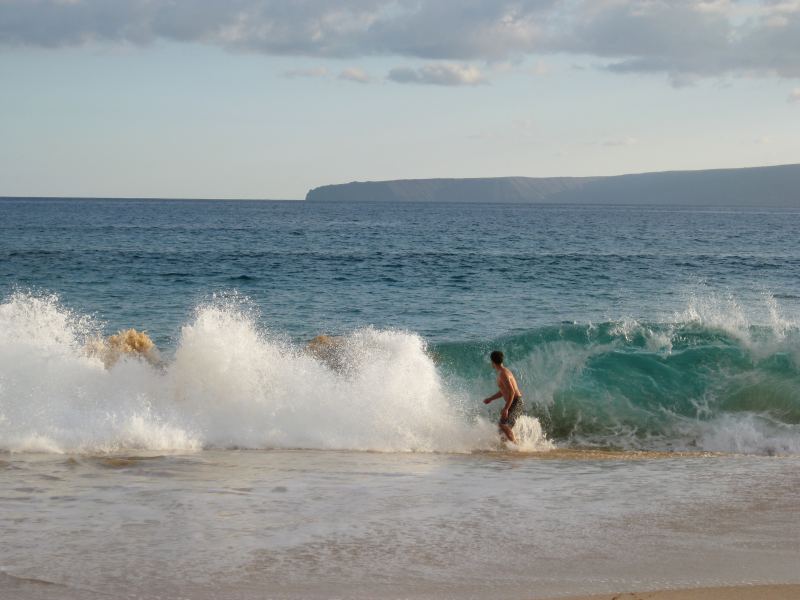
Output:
[500, 396, 524, 428]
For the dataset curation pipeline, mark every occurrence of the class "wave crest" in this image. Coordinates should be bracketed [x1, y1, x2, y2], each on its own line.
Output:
[436, 294, 800, 455]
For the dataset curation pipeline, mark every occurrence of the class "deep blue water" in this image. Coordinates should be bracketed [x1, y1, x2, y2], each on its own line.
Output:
[2, 198, 800, 346]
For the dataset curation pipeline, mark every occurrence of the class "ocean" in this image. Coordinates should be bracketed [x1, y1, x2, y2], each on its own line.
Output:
[1, 198, 799, 599]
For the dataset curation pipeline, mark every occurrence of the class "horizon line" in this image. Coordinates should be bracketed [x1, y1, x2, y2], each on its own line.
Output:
[4, 161, 799, 201]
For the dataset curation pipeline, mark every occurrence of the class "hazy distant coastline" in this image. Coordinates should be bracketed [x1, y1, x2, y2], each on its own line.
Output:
[306, 163, 800, 206]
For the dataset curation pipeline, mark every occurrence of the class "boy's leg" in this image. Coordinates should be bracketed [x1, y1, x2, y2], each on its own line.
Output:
[499, 423, 516, 443]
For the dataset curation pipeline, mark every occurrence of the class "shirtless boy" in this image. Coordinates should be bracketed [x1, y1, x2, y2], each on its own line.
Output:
[482, 350, 525, 443]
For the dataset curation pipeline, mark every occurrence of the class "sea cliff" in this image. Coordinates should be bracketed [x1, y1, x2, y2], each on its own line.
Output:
[306, 163, 800, 206]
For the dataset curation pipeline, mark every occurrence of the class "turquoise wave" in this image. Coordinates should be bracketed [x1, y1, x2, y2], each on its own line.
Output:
[434, 321, 800, 452]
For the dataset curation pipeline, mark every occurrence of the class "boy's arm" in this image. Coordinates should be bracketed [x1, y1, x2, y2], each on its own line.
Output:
[483, 391, 503, 404]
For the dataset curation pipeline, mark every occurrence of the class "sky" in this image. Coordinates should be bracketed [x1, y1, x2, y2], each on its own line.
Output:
[1, 0, 799, 199]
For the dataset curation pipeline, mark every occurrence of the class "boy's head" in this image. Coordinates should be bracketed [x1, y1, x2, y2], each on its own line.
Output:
[490, 350, 504, 366]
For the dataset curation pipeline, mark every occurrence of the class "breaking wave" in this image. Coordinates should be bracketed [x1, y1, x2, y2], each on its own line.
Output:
[0, 292, 544, 454]
[437, 292, 800, 455]
[1, 291, 798, 455]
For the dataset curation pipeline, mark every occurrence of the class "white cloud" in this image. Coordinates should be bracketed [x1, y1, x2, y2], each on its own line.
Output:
[282, 67, 329, 79]
[765, 14, 790, 27]
[790, 87, 800, 102]
[388, 63, 486, 86]
[669, 73, 702, 89]
[3, 1, 800, 84]
[693, 1, 734, 15]
[339, 67, 371, 83]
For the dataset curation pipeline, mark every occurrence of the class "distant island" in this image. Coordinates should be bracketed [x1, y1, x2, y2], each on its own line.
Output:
[306, 163, 800, 206]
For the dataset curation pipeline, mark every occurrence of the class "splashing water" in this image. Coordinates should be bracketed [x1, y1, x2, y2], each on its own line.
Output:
[0, 292, 548, 454]
[1, 291, 799, 455]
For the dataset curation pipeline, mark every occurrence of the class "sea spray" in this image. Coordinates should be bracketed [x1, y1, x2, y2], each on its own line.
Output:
[0, 292, 195, 453]
[168, 301, 495, 452]
[0, 293, 529, 454]
[1, 291, 798, 455]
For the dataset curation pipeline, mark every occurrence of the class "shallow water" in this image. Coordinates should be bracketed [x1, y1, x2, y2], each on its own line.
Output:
[1, 450, 798, 599]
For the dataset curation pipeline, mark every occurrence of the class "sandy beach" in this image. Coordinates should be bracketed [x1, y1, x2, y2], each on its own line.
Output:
[2, 450, 798, 600]
[551, 584, 800, 600]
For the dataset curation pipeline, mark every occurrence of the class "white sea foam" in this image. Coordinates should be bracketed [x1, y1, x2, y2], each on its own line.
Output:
[0, 293, 197, 453]
[0, 293, 547, 454]
[2, 291, 797, 455]
[512, 415, 554, 452]
[677, 289, 798, 345]
[694, 413, 800, 456]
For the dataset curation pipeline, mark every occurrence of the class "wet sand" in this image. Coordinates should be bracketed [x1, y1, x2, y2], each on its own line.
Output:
[477, 447, 723, 460]
[550, 584, 800, 600]
[3, 451, 798, 600]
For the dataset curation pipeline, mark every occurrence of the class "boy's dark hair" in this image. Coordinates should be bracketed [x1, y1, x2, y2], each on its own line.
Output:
[490, 350, 504, 365]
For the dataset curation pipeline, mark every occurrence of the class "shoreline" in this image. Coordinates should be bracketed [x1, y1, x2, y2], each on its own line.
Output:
[546, 584, 800, 600]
